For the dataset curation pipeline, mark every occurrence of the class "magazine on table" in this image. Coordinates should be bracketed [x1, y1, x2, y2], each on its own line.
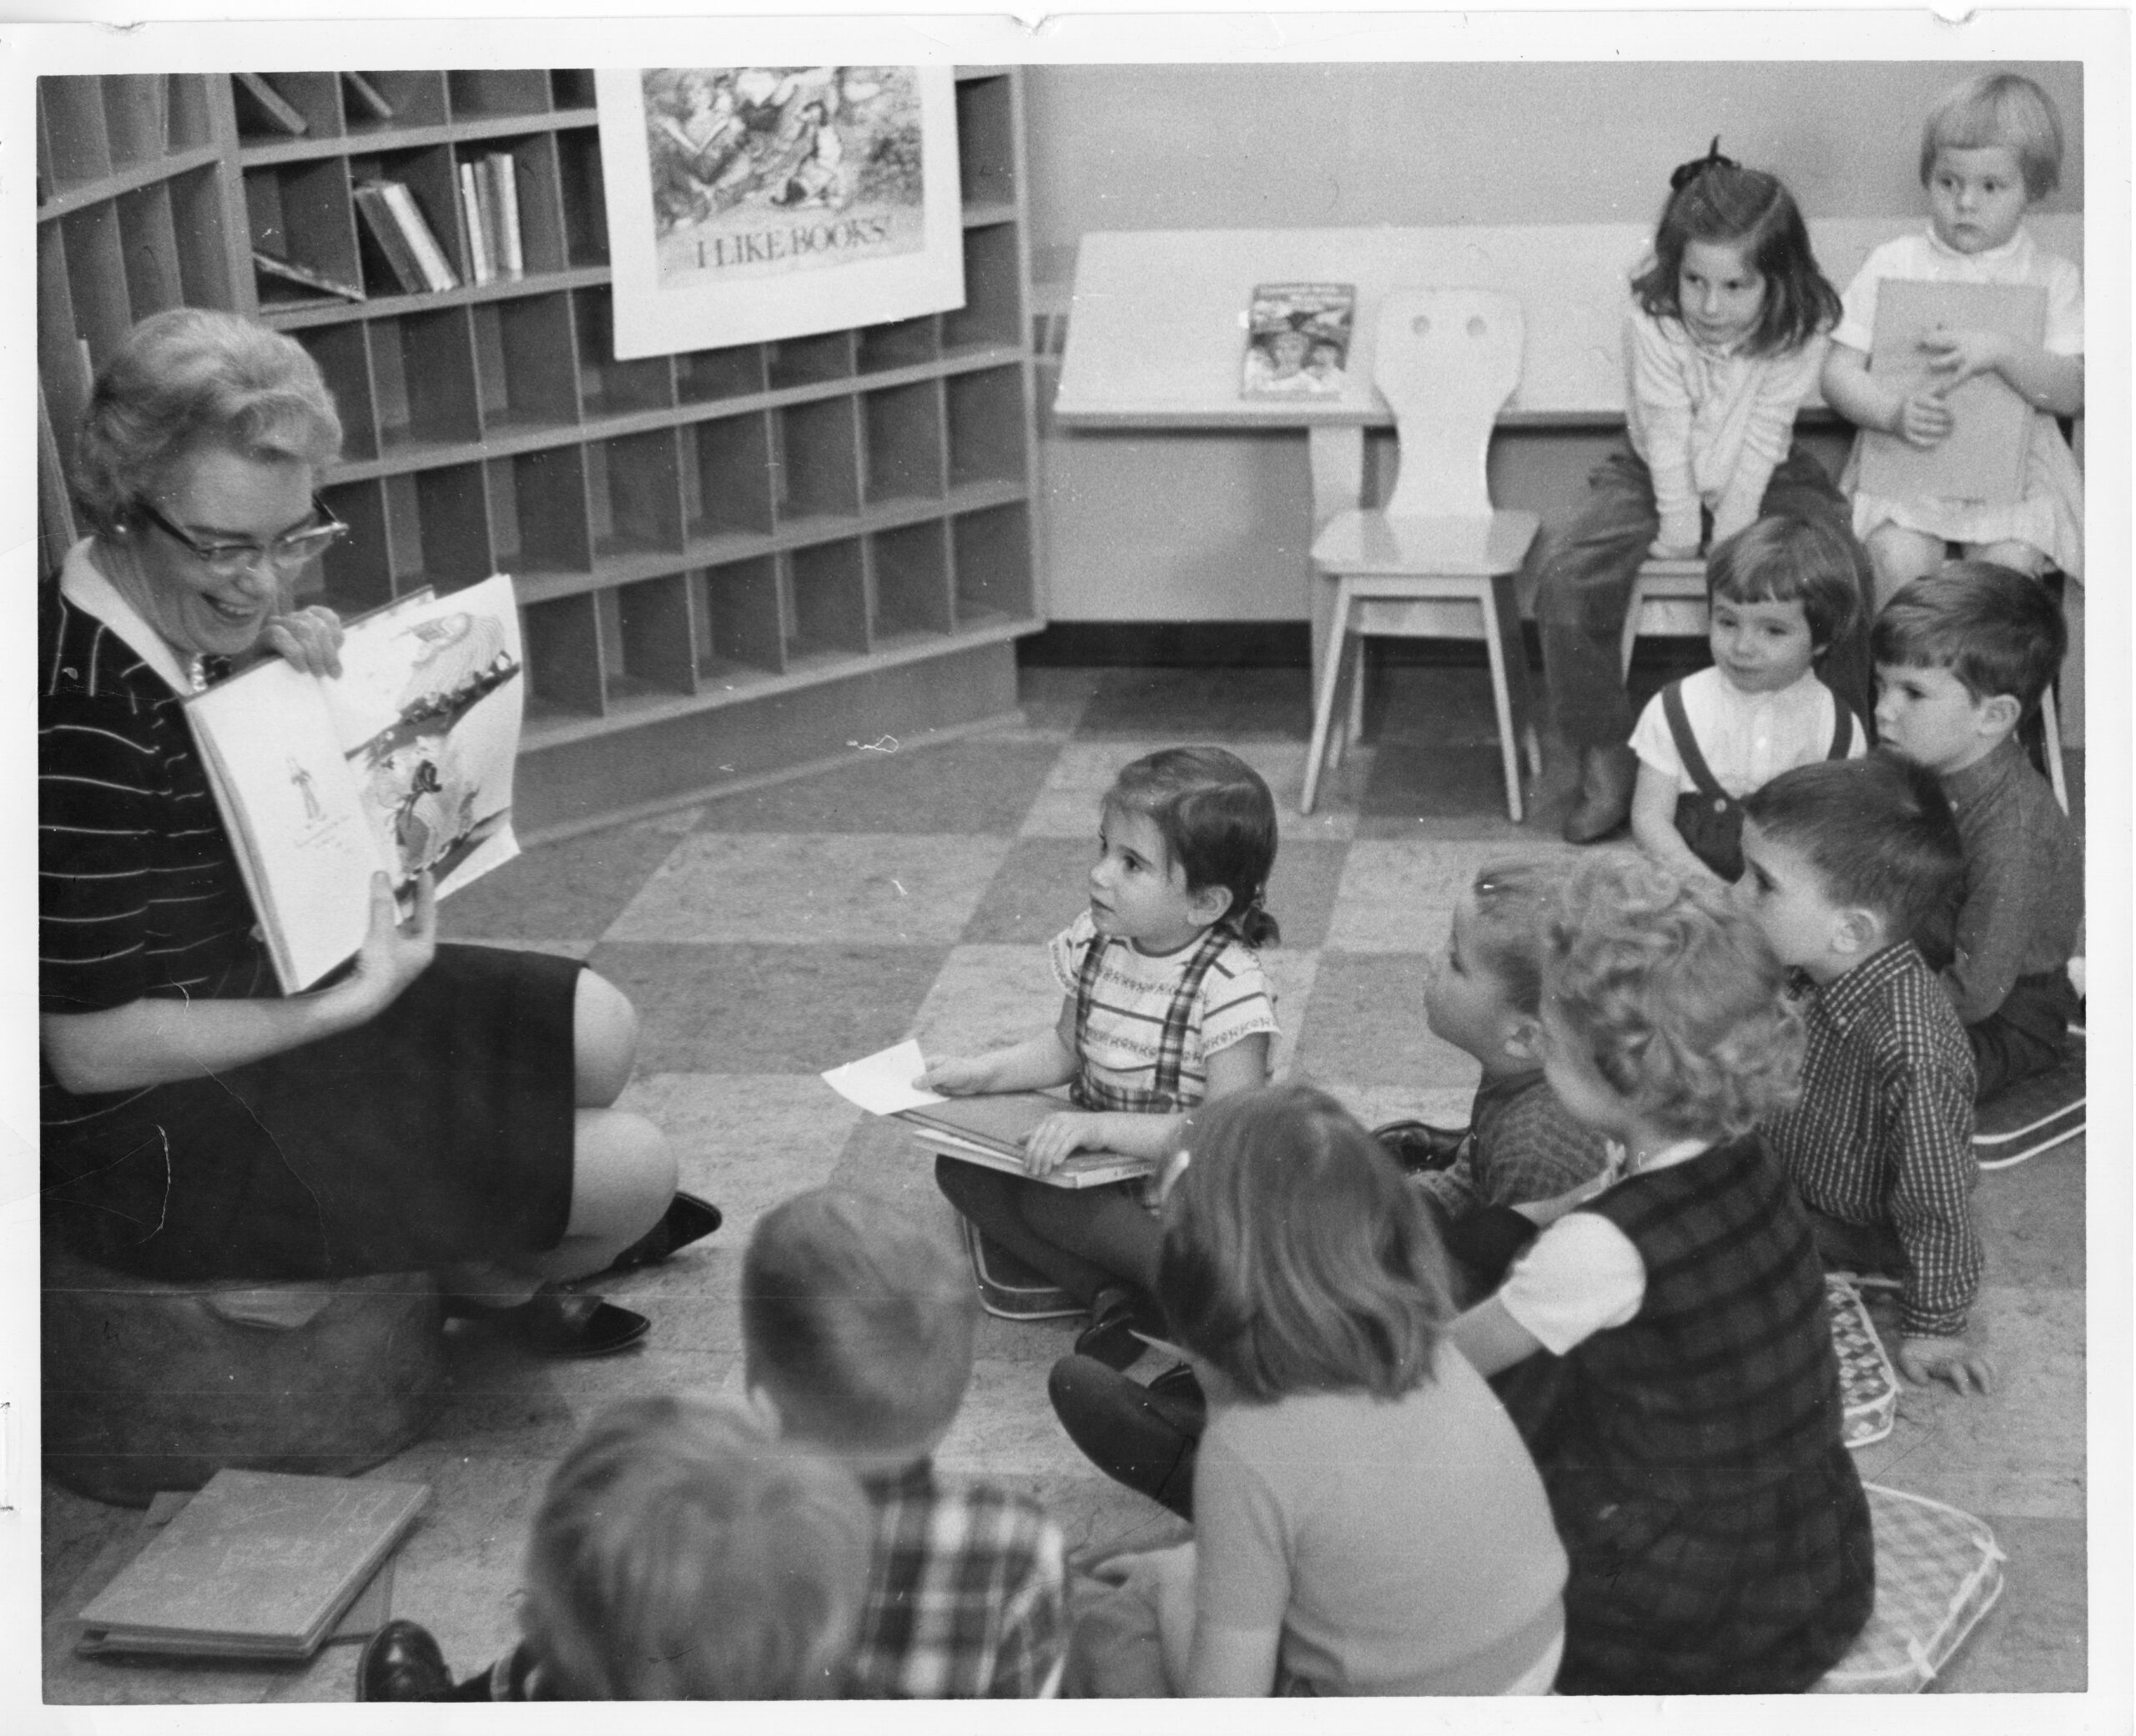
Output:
[184, 572, 525, 994]
[1240, 281, 1355, 400]
[821, 1039, 1155, 1190]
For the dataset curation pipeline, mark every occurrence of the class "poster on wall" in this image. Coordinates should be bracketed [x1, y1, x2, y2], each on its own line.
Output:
[595, 66, 965, 359]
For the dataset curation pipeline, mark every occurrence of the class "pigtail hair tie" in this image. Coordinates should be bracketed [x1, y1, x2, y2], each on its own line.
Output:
[1670, 136, 1739, 192]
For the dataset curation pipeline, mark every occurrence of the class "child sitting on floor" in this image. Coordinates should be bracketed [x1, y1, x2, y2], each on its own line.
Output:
[1736, 755, 1991, 1394]
[927, 746, 1280, 1369]
[1629, 515, 1867, 884]
[1077, 1084, 1567, 1698]
[1453, 854, 1873, 1693]
[356, 1396, 874, 1701]
[1872, 562, 2082, 1099]
[743, 1186, 1071, 1697]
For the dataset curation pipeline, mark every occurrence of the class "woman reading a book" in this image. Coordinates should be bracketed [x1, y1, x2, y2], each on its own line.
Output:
[38, 309, 717, 1356]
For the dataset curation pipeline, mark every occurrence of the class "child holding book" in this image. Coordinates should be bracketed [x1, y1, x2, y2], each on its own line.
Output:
[1821, 73, 2084, 606]
[1539, 143, 1872, 844]
[1078, 1084, 1567, 1697]
[928, 747, 1279, 1368]
[1627, 514, 1866, 884]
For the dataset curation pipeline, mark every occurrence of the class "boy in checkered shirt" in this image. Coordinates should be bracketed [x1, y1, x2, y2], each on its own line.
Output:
[743, 1187, 1070, 1697]
[1736, 755, 1992, 1395]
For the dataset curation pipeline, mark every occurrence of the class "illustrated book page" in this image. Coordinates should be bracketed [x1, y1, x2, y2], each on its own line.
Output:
[185, 572, 524, 993]
[1241, 280, 1355, 400]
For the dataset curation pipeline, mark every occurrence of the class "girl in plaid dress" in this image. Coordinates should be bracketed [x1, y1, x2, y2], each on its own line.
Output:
[1452, 856, 1873, 1693]
[927, 747, 1279, 1370]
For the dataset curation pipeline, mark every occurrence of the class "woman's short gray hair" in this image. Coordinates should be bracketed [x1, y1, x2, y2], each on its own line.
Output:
[73, 308, 343, 535]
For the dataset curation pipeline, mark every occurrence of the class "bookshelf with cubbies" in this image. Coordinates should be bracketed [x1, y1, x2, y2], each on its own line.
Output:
[36, 67, 1041, 836]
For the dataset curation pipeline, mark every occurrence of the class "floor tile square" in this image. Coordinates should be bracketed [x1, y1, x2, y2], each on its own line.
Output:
[618, 1072, 860, 1235]
[960, 836, 1096, 946]
[688, 737, 1066, 836]
[1326, 837, 1589, 954]
[607, 832, 1011, 946]
[588, 940, 946, 1074]
[437, 816, 685, 944]
[1974, 1140, 2085, 1290]
[911, 944, 1069, 1059]
[1932, 1513, 2086, 1693]
[1017, 738, 1360, 843]
[1849, 1285, 2083, 1521]
[1288, 952, 1480, 1091]
[1076, 665, 1314, 741]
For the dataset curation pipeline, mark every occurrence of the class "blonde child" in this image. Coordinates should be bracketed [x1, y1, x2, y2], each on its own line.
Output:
[1542, 143, 1874, 844]
[743, 1187, 1071, 1697]
[1453, 857, 1873, 1693]
[1821, 73, 2084, 606]
[928, 747, 1279, 1368]
[1628, 515, 1867, 884]
[1090, 1084, 1567, 1697]
[356, 1396, 874, 1701]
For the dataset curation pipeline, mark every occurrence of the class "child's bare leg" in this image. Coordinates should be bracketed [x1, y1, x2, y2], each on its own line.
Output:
[1866, 524, 1946, 610]
[935, 1156, 1116, 1302]
[1021, 1183, 1164, 1296]
[1965, 539, 2050, 577]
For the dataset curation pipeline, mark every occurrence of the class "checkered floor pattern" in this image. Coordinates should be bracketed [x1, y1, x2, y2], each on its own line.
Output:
[41, 662, 2087, 1700]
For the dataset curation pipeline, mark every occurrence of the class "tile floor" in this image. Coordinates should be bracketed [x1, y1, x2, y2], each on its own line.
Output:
[41, 660, 2088, 1700]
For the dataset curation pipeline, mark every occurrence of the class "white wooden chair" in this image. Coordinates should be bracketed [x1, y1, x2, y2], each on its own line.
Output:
[1619, 556, 1710, 677]
[1304, 289, 1541, 818]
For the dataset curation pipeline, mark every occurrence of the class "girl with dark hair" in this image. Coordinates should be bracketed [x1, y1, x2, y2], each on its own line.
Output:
[1539, 143, 1875, 845]
[927, 746, 1279, 1367]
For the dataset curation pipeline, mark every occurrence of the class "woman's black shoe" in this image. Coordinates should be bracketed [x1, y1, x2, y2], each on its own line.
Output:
[1371, 1119, 1470, 1174]
[587, 1190, 723, 1282]
[357, 1619, 454, 1702]
[449, 1283, 651, 1357]
[1049, 1355, 1201, 1520]
[1074, 1283, 1165, 1371]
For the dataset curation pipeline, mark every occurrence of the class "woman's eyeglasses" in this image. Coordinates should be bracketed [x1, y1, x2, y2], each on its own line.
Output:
[136, 495, 350, 580]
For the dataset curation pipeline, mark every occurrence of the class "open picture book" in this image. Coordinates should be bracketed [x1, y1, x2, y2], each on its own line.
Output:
[822, 1039, 1154, 1190]
[184, 572, 524, 993]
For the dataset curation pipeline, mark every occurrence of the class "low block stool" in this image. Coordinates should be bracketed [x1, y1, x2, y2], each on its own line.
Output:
[43, 1242, 447, 1507]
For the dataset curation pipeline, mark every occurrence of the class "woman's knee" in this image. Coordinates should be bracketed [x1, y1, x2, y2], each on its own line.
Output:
[573, 969, 641, 1106]
[566, 1107, 674, 1243]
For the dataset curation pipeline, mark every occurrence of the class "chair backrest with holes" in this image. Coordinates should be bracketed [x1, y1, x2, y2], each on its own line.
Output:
[1373, 288, 1526, 521]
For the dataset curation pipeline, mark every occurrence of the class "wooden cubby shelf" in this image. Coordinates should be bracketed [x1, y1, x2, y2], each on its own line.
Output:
[39, 67, 1040, 833]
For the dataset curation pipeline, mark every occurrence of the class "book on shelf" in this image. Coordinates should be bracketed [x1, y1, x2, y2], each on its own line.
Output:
[352, 182, 429, 295]
[1241, 281, 1355, 400]
[820, 1040, 1154, 1190]
[74, 1469, 429, 1661]
[340, 70, 395, 123]
[252, 248, 366, 304]
[233, 72, 308, 137]
[490, 151, 525, 276]
[458, 161, 495, 284]
[1858, 279, 2045, 506]
[354, 177, 458, 294]
[185, 573, 525, 993]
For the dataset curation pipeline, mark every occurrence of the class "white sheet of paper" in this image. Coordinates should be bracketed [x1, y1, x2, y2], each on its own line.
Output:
[821, 1039, 945, 1116]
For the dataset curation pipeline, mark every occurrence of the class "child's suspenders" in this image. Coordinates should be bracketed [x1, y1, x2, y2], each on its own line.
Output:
[1662, 678, 1854, 880]
[1071, 925, 1231, 1114]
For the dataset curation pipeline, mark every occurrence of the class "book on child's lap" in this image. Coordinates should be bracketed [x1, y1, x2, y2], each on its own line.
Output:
[184, 573, 524, 994]
[822, 1039, 1154, 1189]
[75, 1469, 429, 1660]
[1858, 279, 2046, 506]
